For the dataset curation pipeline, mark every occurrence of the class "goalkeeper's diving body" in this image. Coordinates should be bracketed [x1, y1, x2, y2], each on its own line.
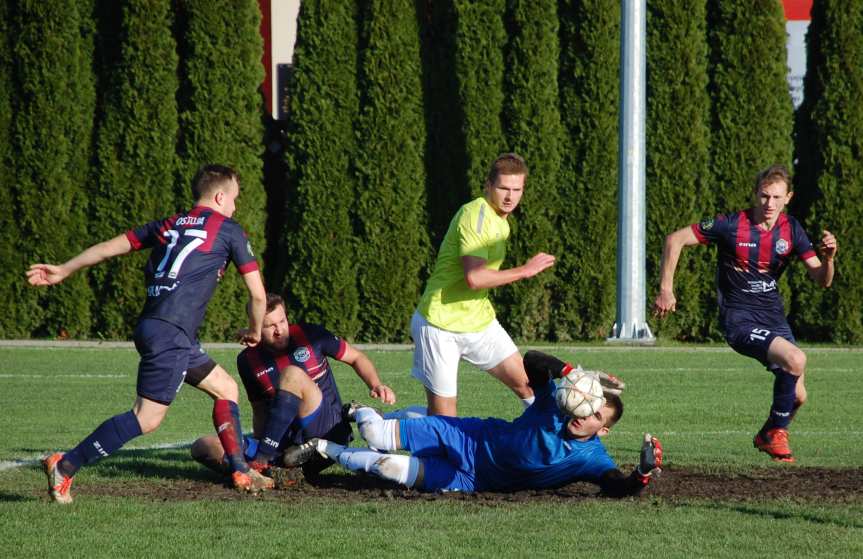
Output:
[284, 351, 662, 495]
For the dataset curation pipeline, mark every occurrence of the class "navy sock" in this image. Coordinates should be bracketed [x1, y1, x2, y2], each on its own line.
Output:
[255, 390, 301, 462]
[766, 369, 798, 430]
[60, 410, 143, 477]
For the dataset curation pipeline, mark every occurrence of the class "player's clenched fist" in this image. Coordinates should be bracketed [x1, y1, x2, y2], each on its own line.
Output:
[820, 230, 838, 260]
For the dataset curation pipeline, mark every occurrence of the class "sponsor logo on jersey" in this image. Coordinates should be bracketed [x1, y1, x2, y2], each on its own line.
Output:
[775, 238, 790, 254]
[737, 242, 757, 248]
[246, 241, 254, 257]
[293, 347, 311, 363]
[700, 217, 714, 230]
[175, 215, 206, 227]
[255, 366, 275, 378]
[147, 282, 179, 297]
[743, 280, 777, 294]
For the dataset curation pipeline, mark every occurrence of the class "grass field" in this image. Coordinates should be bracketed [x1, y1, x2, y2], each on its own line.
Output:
[0, 345, 861, 558]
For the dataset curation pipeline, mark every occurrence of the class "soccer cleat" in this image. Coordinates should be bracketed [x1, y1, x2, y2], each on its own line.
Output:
[753, 428, 795, 463]
[232, 468, 275, 493]
[43, 452, 74, 504]
[282, 438, 327, 467]
[342, 400, 380, 422]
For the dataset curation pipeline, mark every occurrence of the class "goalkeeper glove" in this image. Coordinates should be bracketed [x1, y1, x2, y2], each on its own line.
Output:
[635, 433, 663, 485]
[524, 350, 569, 379]
[596, 370, 625, 396]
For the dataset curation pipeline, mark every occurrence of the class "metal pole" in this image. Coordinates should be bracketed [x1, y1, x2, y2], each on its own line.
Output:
[608, 0, 654, 343]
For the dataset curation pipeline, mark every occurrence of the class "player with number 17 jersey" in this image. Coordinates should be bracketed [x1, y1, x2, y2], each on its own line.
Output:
[126, 205, 258, 338]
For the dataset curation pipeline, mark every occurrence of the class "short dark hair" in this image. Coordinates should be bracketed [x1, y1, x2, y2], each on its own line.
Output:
[604, 393, 623, 428]
[484, 152, 528, 189]
[754, 164, 792, 192]
[191, 164, 239, 201]
[266, 293, 285, 313]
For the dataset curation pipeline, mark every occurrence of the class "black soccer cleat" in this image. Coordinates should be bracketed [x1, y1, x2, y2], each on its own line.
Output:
[282, 438, 325, 467]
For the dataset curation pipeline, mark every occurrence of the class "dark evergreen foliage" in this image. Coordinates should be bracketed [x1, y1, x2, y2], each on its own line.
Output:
[176, 0, 266, 340]
[790, 1, 863, 343]
[496, 0, 563, 341]
[354, 1, 429, 341]
[645, 0, 718, 340]
[281, 0, 362, 338]
[89, 0, 180, 338]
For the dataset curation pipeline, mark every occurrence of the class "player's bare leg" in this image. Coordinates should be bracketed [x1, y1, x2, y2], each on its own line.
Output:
[425, 388, 458, 417]
[487, 351, 535, 408]
[190, 435, 229, 474]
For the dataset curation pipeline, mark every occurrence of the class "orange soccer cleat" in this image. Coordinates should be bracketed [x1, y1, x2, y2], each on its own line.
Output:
[753, 428, 795, 463]
[43, 452, 74, 504]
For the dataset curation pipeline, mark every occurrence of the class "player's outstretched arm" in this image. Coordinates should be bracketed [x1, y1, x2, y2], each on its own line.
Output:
[598, 433, 663, 497]
[26, 234, 132, 286]
[804, 229, 838, 288]
[237, 271, 266, 347]
[461, 252, 555, 290]
[340, 343, 396, 404]
[653, 226, 700, 318]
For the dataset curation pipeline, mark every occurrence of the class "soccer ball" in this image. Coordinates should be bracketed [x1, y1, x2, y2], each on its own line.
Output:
[554, 368, 605, 418]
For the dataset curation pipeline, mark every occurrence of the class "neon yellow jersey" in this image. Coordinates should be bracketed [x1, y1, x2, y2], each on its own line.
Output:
[417, 197, 510, 332]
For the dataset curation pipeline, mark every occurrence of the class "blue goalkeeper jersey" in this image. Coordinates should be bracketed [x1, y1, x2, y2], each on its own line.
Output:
[473, 380, 616, 491]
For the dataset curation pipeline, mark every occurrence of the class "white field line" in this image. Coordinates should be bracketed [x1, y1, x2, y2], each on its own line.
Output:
[615, 431, 863, 437]
[1, 340, 862, 353]
[0, 439, 194, 472]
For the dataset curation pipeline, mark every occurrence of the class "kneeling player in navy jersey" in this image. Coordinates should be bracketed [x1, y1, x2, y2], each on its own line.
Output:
[28, 164, 273, 502]
[190, 293, 424, 479]
[653, 164, 838, 462]
[286, 351, 661, 496]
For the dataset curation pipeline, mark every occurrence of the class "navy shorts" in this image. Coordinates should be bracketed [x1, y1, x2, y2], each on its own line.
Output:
[720, 308, 796, 369]
[133, 318, 214, 405]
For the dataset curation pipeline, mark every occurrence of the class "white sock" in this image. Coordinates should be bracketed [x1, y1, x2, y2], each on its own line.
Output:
[338, 448, 420, 487]
[357, 411, 399, 451]
[521, 395, 536, 409]
[317, 439, 346, 461]
[382, 406, 428, 420]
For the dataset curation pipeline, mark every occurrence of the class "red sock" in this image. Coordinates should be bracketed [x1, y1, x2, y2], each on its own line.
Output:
[213, 399, 248, 473]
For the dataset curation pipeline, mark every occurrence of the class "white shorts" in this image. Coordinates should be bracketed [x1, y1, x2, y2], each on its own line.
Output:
[410, 310, 519, 398]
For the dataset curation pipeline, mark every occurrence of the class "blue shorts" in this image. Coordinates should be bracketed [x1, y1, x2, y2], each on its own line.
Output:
[400, 416, 483, 493]
[721, 308, 796, 369]
[133, 319, 213, 405]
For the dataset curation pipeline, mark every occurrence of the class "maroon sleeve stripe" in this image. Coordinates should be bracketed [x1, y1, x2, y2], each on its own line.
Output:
[237, 261, 259, 274]
[690, 223, 708, 244]
[125, 230, 143, 250]
[798, 250, 816, 261]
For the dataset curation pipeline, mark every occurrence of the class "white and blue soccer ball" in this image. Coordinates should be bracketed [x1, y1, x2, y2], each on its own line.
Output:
[554, 368, 605, 418]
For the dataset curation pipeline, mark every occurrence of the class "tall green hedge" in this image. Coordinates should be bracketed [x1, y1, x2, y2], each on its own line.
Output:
[354, 1, 429, 341]
[281, 0, 362, 338]
[10, 0, 96, 337]
[790, 1, 863, 343]
[417, 0, 467, 248]
[645, 0, 717, 340]
[453, 0, 507, 197]
[0, 0, 20, 337]
[89, 0, 179, 339]
[176, 0, 265, 341]
[496, 0, 563, 341]
[555, 0, 620, 340]
[707, 0, 793, 211]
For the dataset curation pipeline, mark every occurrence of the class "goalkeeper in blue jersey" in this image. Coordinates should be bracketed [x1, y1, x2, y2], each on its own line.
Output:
[285, 351, 662, 496]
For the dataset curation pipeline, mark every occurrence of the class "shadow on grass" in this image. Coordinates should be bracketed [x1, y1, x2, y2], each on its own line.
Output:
[87, 448, 221, 483]
[0, 492, 38, 503]
[694, 501, 863, 530]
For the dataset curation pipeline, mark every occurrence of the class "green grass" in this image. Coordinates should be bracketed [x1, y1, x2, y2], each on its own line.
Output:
[1, 346, 862, 558]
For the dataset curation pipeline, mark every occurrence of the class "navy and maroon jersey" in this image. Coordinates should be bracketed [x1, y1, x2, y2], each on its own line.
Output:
[237, 323, 348, 438]
[692, 210, 815, 313]
[125, 206, 258, 338]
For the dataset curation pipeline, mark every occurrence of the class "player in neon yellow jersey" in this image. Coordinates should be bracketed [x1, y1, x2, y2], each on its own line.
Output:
[411, 153, 555, 416]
